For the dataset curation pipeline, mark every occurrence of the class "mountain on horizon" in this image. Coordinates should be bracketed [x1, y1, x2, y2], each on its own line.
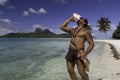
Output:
[0, 28, 70, 38]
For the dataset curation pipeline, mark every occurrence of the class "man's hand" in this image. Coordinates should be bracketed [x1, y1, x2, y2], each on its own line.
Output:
[67, 16, 75, 22]
[78, 50, 86, 58]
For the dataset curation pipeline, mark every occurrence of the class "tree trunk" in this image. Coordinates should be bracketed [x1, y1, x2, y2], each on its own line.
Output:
[105, 32, 107, 39]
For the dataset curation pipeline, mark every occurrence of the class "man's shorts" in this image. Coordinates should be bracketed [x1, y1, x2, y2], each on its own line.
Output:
[65, 48, 78, 61]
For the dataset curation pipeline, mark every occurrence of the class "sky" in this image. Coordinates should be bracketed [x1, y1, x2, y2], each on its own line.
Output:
[0, 0, 120, 38]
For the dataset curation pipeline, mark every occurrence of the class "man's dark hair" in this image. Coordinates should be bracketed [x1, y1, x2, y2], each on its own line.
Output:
[77, 17, 88, 27]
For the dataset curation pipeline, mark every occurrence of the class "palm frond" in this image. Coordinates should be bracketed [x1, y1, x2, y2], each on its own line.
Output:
[97, 17, 111, 39]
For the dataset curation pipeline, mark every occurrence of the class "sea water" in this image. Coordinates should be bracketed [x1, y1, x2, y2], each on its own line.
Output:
[0, 38, 106, 80]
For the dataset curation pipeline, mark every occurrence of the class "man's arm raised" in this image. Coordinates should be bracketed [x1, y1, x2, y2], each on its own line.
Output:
[60, 16, 74, 34]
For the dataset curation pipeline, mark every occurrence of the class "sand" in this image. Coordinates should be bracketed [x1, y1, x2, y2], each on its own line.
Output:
[95, 40, 120, 80]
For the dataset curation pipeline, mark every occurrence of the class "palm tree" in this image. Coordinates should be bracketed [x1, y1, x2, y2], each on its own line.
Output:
[84, 25, 92, 31]
[116, 22, 120, 29]
[97, 17, 111, 39]
[112, 22, 120, 39]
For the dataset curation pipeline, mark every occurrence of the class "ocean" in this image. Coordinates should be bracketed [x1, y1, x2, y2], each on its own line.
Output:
[0, 38, 106, 80]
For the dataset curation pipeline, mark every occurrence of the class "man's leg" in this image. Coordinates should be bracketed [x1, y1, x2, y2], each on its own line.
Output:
[76, 59, 89, 80]
[66, 60, 78, 80]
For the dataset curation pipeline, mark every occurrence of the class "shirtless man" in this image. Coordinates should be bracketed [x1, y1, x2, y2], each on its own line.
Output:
[60, 16, 94, 80]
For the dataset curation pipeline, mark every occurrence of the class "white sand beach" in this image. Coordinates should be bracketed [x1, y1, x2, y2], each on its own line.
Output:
[94, 40, 120, 80]
[96, 40, 120, 54]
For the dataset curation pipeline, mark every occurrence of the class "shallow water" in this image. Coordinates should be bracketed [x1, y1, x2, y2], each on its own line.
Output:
[0, 38, 106, 80]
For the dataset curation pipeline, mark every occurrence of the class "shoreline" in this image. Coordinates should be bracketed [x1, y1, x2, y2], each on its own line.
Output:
[95, 40, 120, 59]
[95, 40, 120, 80]
[107, 43, 120, 59]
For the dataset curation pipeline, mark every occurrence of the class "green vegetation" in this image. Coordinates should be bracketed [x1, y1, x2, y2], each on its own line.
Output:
[85, 25, 92, 31]
[97, 17, 111, 39]
[0, 28, 70, 38]
[112, 22, 120, 39]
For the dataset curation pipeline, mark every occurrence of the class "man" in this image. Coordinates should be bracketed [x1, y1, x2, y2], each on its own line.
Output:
[60, 16, 94, 80]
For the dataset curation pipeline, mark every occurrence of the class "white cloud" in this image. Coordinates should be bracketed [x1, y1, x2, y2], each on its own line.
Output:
[23, 8, 47, 16]
[29, 8, 38, 14]
[7, 5, 15, 9]
[38, 8, 47, 14]
[110, 24, 117, 30]
[32, 24, 49, 30]
[0, 0, 8, 6]
[0, 19, 14, 25]
[23, 11, 29, 16]
[0, 0, 15, 10]
[0, 27, 15, 35]
[0, 0, 15, 16]
[0, 18, 17, 35]
[32, 24, 41, 29]
[0, 27, 14, 32]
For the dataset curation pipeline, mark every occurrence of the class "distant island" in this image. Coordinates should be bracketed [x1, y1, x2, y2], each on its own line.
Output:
[0, 28, 71, 38]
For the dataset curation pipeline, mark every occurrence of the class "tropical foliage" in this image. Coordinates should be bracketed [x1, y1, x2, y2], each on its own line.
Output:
[97, 17, 111, 39]
[84, 25, 92, 31]
[112, 22, 120, 39]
